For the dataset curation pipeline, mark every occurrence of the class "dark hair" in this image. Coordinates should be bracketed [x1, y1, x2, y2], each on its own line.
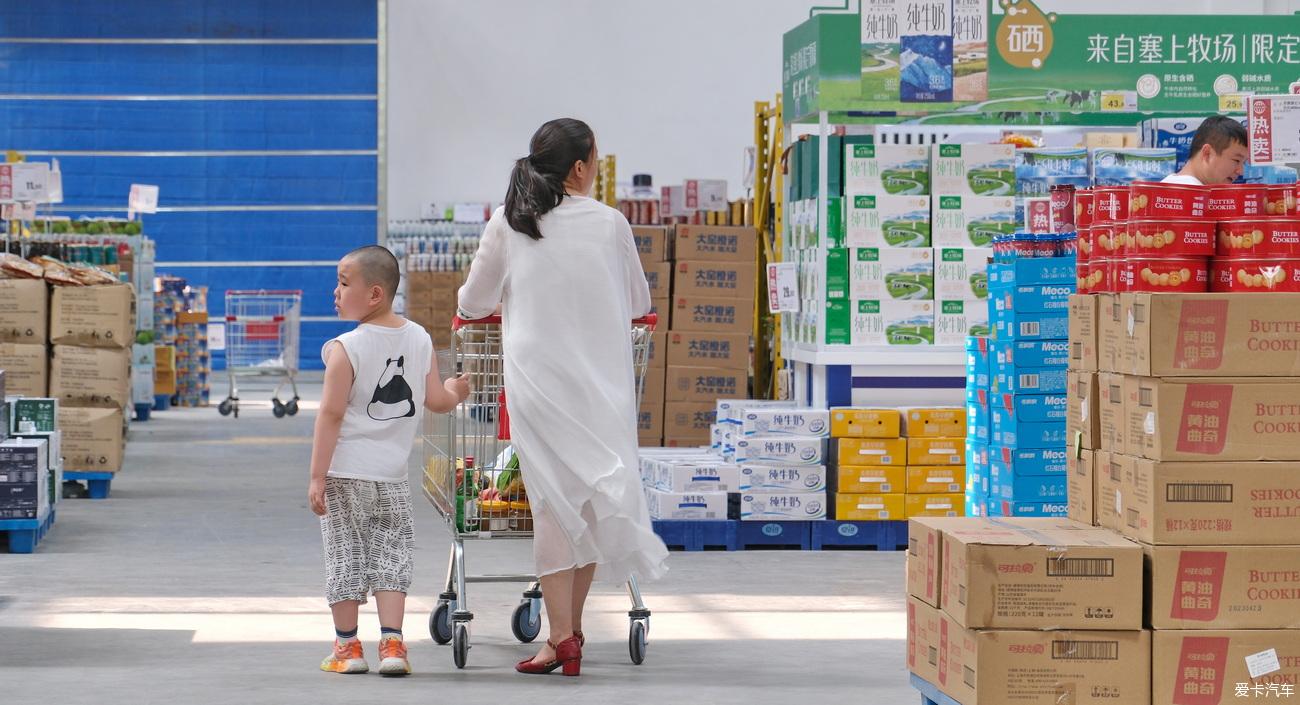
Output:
[1190, 115, 1248, 157]
[504, 118, 595, 240]
[344, 245, 400, 302]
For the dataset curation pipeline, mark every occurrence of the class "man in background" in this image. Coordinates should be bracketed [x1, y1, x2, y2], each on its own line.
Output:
[1161, 115, 1249, 185]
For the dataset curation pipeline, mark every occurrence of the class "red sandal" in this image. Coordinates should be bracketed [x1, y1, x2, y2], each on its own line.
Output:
[515, 635, 582, 676]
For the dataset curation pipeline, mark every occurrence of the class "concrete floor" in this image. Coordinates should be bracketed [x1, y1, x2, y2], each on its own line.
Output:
[0, 376, 913, 704]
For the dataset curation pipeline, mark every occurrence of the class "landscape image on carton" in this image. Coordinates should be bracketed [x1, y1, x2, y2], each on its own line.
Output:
[852, 300, 935, 346]
[932, 145, 1015, 197]
[845, 145, 930, 196]
[934, 247, 990, 300]
[951, 0, 988, 104]
[1090, 148, 1177, 187]
[859, 0, 901, 105]
[933, 195, 1016, 247]
[936, 300, 991, 346]
[845, 194, 932, 247]
[851, 247, 935, 301]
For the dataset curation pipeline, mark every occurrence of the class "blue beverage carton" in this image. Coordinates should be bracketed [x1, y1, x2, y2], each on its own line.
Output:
[966, 401, 990, 444]
[990, 499, 1068, 518]
[989, 258, 1077, 287]
[994, 393, 1068, 423]
[988, 282, 1074, 314]
[994, 339, 1070, 369]
[990, 461, 1067, 502]
[1090, 148, 1177, 187]
[1015, 149, 1089, 198]
[993, 363, 1068, 395]
[991, 406, 1068, 449]
[965, 495, 989, 517]
[966, 465, 989, 499]
[993, 308, 1070, 341]
[992, 445, 1069, 476]
[965, 336, 991, 397]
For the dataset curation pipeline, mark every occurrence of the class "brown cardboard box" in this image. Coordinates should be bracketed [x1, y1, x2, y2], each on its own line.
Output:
[1154, 631, 1300, 705]
[1128, 377, 1300, 462]
[154, 345, 175, 371]
[640, 365, 665, 404]
[405, 271, 462, 309]
[672, 260, 757, 300]
[835, 492, 905, 520]
[1128, 292, 1300, 377]
[670, 296, 754, 335]
[1094, 451, 1124, 532]
[50, 284, 134, 349]
[58, 405, 125, 472]
[835, 465, 906, 494]
[906, 596, 943, 685]
[1067, 449, 1095, 526]
[942, 620, 1151, 705]
[643, 260, 672, 299]
[632, 226, 670, 263]
[664, 402, 716, 441]
[0, 278, 48, 343]
[1122, 375, 1146, 457]
[0, 343, 47, 397]
[907, 437, 966, 466]
[50, 345, 131, 408]
[908, 517, 990, 607]
[663, 437, 710, 448]
[830, 408, 902, 438]
[906, 493, 965, 518]
[638, 435, 662, 448]
[1147, 545, 1300, 629]
[646, 328, 667, 369]
[1067, 371, 1100, 450]
[637, 400, 664, 439]
[673, 225, 758, 263]
[1068, 294, 1098, 372]
[649, 297, 670, 325]
[941, 524, 1143, 629]
[906, 465, 966, 494]
[1098, 372, 1126, 454]
[153, 366, 177, 396]
[836, 438, 908, 467]
[664, 365, 745, 403]
[1117, 455, 1300, 545]
[1097, 293, 1124, 374]
[665, 330, 749, 370]
[902, 408, 967, 438]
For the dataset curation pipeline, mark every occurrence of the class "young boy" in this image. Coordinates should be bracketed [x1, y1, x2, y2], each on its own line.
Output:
[309, 245, 470, 675]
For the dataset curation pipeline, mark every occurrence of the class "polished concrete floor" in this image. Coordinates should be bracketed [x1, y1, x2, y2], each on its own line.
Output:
[0, 376, 912, 703]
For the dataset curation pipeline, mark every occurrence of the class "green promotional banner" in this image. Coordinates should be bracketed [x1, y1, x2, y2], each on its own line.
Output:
[782, 0, 1300, 122]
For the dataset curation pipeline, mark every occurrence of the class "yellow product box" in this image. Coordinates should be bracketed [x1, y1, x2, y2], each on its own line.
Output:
[834, 492, 905, 521]
[905, 493, 965, 518]
[835, 438, 907, 467]
[902, 407, 967, 438]
[830, 407, 901, 438]
[907, 437, 966, 466]
[834, 465, 906, 494]
[906, 466, 966, 494]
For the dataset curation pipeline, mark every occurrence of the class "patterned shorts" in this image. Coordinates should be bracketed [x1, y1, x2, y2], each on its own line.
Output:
[320, 477, 415, 605]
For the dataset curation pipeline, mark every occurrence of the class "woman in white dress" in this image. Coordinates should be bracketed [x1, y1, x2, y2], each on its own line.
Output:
[457, 118, 669, 677]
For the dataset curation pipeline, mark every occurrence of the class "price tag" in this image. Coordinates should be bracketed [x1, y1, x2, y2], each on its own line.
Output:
[1246, 649, 1281, 679]
[0, 164, 10, 202]
[1100, 91, 1136, 112]
[207, 323, 226, 351]
[2, 202, 36, 221]
[1219, 93, 1249, 113]
[452, 203, 486, 224]
[767, 262, 800, 314]
[128, 184, 160, 216]
[12, 162, 50, 203]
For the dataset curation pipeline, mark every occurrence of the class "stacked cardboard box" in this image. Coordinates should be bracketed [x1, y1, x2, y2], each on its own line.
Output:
[1072, 291, 1300, 702]
[829, 407, 966, 520]
[639, 447, 737, 521]
[906, 516, 1151, 705]
[404, 267, 463, 351]
[986, 257, 1075, 518]
[663, 225, 755, 447]
[0, 278, 50, 397]
[633, 226, 671, 447]
[153, 344, 176, 397]
[730, 404, 828, 521]
[2, 392, 63, 520]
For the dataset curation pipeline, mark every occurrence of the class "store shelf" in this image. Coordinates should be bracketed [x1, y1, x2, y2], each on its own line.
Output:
[783, 342, 965, 367]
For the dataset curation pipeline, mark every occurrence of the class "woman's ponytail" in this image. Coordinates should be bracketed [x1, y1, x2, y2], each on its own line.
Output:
[502, 119, 595, 241]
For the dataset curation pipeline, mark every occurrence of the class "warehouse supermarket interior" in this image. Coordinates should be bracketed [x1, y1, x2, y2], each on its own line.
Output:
[8, 0, 1300, 702]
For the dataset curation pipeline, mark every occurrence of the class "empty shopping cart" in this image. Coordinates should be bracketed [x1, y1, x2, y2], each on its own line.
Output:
[217, 289, 302, 419]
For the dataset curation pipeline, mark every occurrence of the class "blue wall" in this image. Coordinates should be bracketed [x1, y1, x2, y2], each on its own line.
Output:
[0, 0, 380, 370]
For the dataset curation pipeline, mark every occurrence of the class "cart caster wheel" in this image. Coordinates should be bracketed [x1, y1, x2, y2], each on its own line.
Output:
[429, 602, 452, 644]
[62, 480, 89, 499]
[452, 623, 469, 669]
[286, 399, 299, 416]
[511, 600, 541, 643]
[272, 399, 287, 418]
[218, 399, 233, 416]
[629, 620, 648, 665]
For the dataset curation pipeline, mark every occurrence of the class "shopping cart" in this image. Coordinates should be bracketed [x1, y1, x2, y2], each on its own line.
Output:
[217, 290, 302, 419]
[422, 313, 658, 669]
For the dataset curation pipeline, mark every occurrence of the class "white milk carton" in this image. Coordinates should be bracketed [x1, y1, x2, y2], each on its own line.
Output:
[934, 247, 990, 300]
[932, 195, 1016, 248]
[844, 144, 930, 195]
[931, 143, 1016, 196]
[740, 409, 830, 437]
[850, 247, 934, 300]
[739, 491, 828, 521]
[936, 299, 992, 346]
[653, 461, 743, 492]
[845, 194, 932, 248]
[644, 488, 728, 520]
[733, 437, 825, 466]
[738, 464, 829, 492]
[851, 300, 935, 346]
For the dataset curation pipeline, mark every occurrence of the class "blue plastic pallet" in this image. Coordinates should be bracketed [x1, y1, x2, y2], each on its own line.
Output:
[134, 403, 152, 421]
[736, 521, 812, 550]
[64, 471, 115, 499]
[811, 520, 908, 550]
[911, 674, 960, 705]
[0, 507, 55, 554]
[153, 394, 172, 411]
[652, 520, 738, 551]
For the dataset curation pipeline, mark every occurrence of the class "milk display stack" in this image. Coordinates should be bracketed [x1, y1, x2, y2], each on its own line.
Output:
[1072, 290, 1300, 702]
[730, 402, 828, 521]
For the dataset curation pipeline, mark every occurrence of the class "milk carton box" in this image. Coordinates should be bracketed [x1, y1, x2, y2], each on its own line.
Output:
[931, 144, 1016, 197]
[850, 247, 934, 300]
[738, 464, 828, 492]
[739, 490, 828, 520]
[844, 194, 932, 248]
[844, 144, 930, 195]
[733, 437, 825, 466]
[932, 195, 1016, 248]
[1090, 148, 1177, 187]
[644, 488, 728, 520]
[851, 300, 935, 346]
[936, 299, 991, 346]
[934, 247, 990, 300]
[741, 409, 830, 437]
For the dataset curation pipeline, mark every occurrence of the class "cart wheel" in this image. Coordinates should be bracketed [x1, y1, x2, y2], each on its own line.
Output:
[511, 600, 541, 643]
[233, 404, 239, 419]
[452, 622, 469, 669]
[272, 399, 287, 418]
[218, 399, 233, 416]
[286, 399, 299, 416]
[429, 602, 452, 644]
[629, 620, 648, 665]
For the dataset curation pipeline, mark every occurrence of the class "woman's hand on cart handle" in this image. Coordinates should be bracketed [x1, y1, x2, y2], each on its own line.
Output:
[445, 373, 472, 404]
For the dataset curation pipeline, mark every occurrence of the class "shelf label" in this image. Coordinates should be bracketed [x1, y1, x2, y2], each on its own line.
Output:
[128, 184, 160, 216]
[1100, 91, 1136, 112]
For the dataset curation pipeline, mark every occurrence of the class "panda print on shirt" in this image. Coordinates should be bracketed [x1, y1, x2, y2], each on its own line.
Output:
[367, 355, 416, 421]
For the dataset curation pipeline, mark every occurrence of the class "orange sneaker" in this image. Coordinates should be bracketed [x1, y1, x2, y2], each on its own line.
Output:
[378, 636, 411, 676]
[320, 638, 369, 674]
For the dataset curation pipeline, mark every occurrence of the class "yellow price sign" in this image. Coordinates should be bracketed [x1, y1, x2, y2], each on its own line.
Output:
[1100, 92, 1133, 112]
[1219, 94, 1246, 113]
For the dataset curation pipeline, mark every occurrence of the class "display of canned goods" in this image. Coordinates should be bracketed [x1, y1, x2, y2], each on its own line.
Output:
[1211, 258, 1300, 292]
[1208, 184, 1267, 219]
[1093, 186, 1129, 224]
[1077, 258, 1105, 294]
[1216, 217, 1300, 258]
[1126, 218, 1215, 257]
[1127, 181, 1208, 220]
[1121, 256, 1211, 293]
[1074, 190, 1095, 229]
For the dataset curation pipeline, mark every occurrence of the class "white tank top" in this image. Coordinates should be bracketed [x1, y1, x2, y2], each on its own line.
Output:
[323, 320, 433, 482]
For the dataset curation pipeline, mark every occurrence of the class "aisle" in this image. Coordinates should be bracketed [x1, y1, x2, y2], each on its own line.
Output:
[0, 377, 911, 704]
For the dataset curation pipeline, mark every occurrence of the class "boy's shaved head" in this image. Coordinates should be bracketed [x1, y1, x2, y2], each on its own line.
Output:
[344, 245, 400, 302]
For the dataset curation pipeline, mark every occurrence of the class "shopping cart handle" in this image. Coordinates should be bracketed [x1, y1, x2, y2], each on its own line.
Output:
[451, 312, 658, 331]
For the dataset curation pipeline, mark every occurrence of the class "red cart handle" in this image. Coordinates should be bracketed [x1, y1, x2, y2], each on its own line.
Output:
[451, 312, 658, 331]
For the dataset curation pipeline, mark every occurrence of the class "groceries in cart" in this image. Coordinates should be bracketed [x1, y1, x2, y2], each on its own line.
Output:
[424, 446, 532, 534]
